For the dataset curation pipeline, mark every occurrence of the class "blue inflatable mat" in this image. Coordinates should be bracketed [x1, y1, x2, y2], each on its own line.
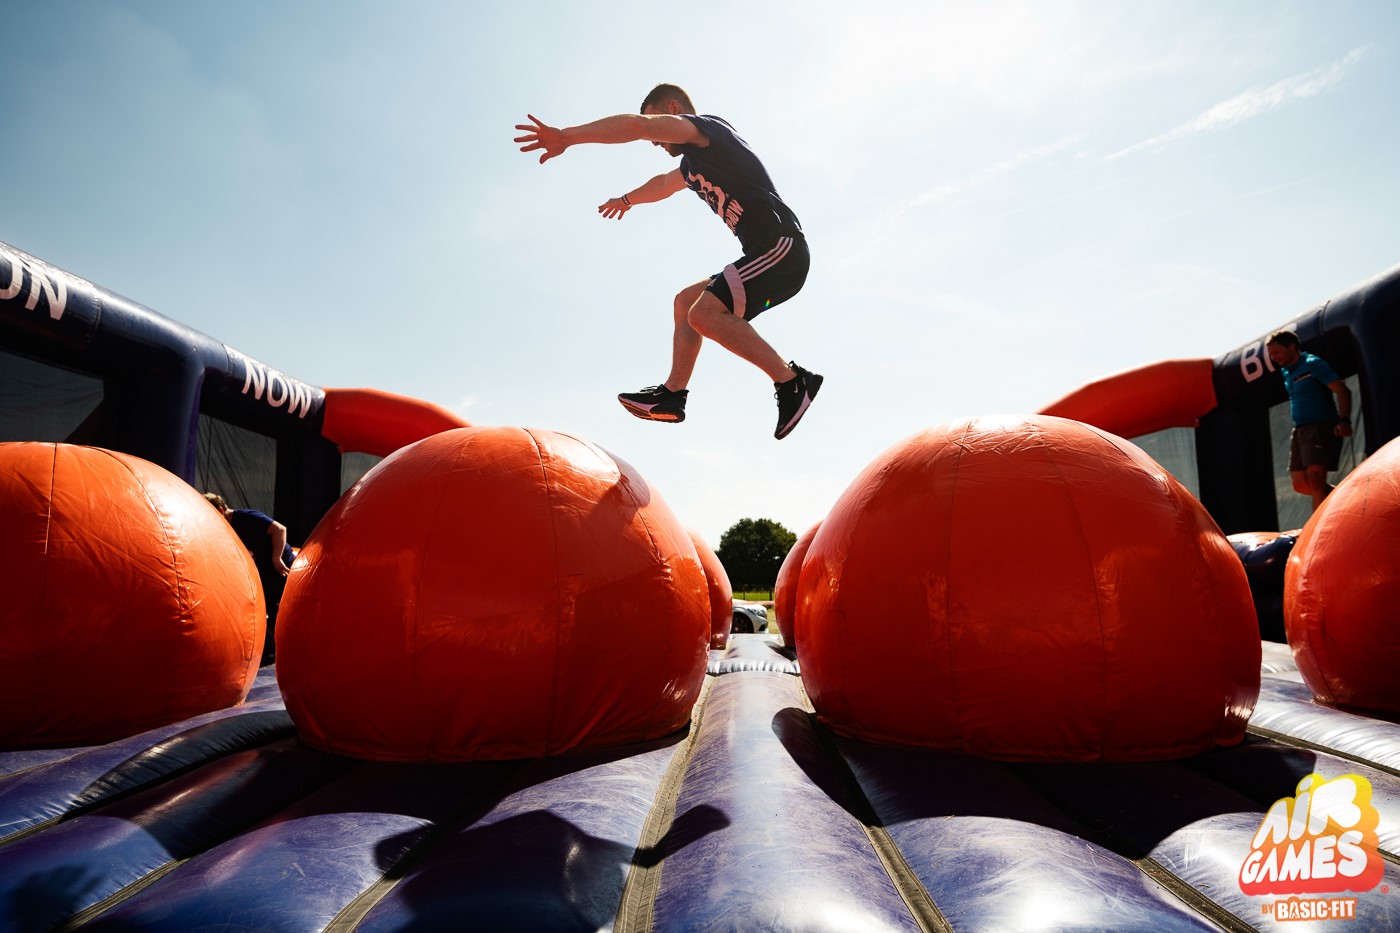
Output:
[2, 635, 1398, 930]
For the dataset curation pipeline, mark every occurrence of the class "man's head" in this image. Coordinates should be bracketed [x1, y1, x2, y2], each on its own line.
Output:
[641, 83, 695, 157]
[1266, 330, 1301, 367]
[203, 492, 231, 516]
[640, 83, 695, 116]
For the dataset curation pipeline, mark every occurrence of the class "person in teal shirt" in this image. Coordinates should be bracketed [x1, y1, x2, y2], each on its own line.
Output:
[1266, 331, 1353, 512]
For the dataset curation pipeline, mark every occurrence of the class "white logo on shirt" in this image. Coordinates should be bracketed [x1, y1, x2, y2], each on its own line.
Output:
[686, 171, 744, 233]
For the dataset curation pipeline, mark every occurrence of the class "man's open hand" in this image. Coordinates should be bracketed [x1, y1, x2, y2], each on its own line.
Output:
[598, 197, 631, 220]
[514, 115, 568, 163]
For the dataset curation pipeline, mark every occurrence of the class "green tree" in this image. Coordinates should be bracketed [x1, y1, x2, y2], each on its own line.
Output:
[716, 518, 797, 594]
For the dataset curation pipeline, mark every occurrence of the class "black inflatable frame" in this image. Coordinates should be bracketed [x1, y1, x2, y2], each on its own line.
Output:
[6, 239, 1398, 542]
[1203, 263, 1400, 533]
[1, 239, 341, 543]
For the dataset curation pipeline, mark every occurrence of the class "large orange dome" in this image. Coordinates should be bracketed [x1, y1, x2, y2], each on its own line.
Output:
[797, 415, 1260, 761]
[276, 426, 710, 761]
[0, 442, 262, 747]
[1286, 436, 1400, 712]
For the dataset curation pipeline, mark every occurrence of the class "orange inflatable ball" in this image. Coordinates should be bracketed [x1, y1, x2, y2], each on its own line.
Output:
[690, 530, 733, 650]
[277, 427, 711, 761]
[774, 521, 820, 650]
[0, 442, 263, 747]
[1285, 437, 1400, 711]
[797, 415, 1260, 762]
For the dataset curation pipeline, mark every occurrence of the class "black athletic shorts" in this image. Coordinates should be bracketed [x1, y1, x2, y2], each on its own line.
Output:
[704, 234, 810, 321]
[1288, 421, 1344, 472]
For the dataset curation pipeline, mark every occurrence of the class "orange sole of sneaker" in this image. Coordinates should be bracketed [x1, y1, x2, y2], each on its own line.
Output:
[619, 401, 684, 423]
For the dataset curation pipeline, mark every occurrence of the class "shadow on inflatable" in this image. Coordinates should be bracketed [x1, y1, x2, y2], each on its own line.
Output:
[3, 241, 1400, 929]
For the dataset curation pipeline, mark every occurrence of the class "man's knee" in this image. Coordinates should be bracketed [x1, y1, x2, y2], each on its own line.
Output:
[687, 293, 730, 336]
[1291, 472, 1311, 495]
[675, 282, 709, 323]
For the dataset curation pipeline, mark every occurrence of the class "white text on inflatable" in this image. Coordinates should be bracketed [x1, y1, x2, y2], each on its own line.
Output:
[1239, 341, 1278, 383]
[1264, 896, 1357, 921]
[0, 243, 68, 321]
[228, 347, 316, 419]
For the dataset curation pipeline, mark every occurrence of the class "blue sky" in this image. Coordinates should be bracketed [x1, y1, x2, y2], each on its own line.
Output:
[4, 1, 1398, 548]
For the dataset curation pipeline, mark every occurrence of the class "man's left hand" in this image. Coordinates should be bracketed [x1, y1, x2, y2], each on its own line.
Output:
[1336, 421, 1353, 437]
[598, 197, 631, 219]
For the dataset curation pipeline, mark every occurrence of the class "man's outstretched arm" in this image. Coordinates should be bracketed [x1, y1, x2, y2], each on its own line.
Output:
[514, 113, 705, 163]
[598, 170, 687, 219]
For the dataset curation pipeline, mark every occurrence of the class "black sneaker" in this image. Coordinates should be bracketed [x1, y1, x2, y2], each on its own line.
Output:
[774, 362, 823, 439]
[618, 384, 688, 423]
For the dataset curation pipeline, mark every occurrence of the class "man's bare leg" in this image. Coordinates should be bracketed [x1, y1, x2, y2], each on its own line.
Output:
[663, 280, 710, 391]
[624, 284, 819, 436]
[1290, 470, 1310, 500]
[617, 281, 715, 423]
[1304, 464, 1333, 511]
[686, 291, 795, 384]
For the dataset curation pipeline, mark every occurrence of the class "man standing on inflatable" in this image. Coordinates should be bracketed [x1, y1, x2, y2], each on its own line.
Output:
[1266, 330, 1353, 512]
[515, 84, 822, 439]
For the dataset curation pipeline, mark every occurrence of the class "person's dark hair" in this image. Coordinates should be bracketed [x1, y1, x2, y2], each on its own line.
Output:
[640, 83, 695, 114]
[1267, 330, 1300, 348]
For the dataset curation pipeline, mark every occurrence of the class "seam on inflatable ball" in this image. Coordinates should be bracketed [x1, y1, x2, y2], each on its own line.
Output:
[1037, 422, 1111, 760]
[40, 443, 57, 624]
[524, 428, 569, 757]
[110, 448, 195, 722]
[614, 674, 718, 933]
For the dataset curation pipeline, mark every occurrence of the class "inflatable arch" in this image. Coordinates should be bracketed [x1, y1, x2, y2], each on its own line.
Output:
[1041, 261, 1400, 534]
[0, 239, 469, 543]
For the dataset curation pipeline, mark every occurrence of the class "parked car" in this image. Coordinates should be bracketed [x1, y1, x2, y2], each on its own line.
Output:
[731, 602, 769, 634]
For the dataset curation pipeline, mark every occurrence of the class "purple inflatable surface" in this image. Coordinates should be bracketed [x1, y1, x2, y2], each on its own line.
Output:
[2, 636, 1397, 931]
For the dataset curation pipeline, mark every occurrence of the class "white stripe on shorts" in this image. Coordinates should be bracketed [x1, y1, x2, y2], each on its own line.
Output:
[739, 236, 793, 282]
[721, 236, 794, 320]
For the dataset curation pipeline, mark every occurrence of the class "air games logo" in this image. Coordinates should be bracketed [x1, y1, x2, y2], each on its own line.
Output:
[1241, 773, 1384, 922]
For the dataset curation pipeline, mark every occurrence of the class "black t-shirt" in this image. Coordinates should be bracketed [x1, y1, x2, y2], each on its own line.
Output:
[677, 114, 802, 255]
[228, 508, 294, 585]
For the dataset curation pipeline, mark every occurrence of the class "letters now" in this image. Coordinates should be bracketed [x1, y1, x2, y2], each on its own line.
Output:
[0, 246, 68, 321]
[233, 349, 314, 419]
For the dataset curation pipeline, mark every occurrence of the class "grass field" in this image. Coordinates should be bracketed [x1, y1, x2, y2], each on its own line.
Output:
[733, 590, 773, 602]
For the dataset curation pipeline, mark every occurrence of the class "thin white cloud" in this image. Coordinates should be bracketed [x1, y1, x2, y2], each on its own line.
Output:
[1106, 47, 1369, 161]
[913, 135, 1083, 208]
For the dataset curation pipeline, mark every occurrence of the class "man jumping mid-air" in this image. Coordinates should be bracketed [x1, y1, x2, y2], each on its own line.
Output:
[515, 83, 822, 439]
